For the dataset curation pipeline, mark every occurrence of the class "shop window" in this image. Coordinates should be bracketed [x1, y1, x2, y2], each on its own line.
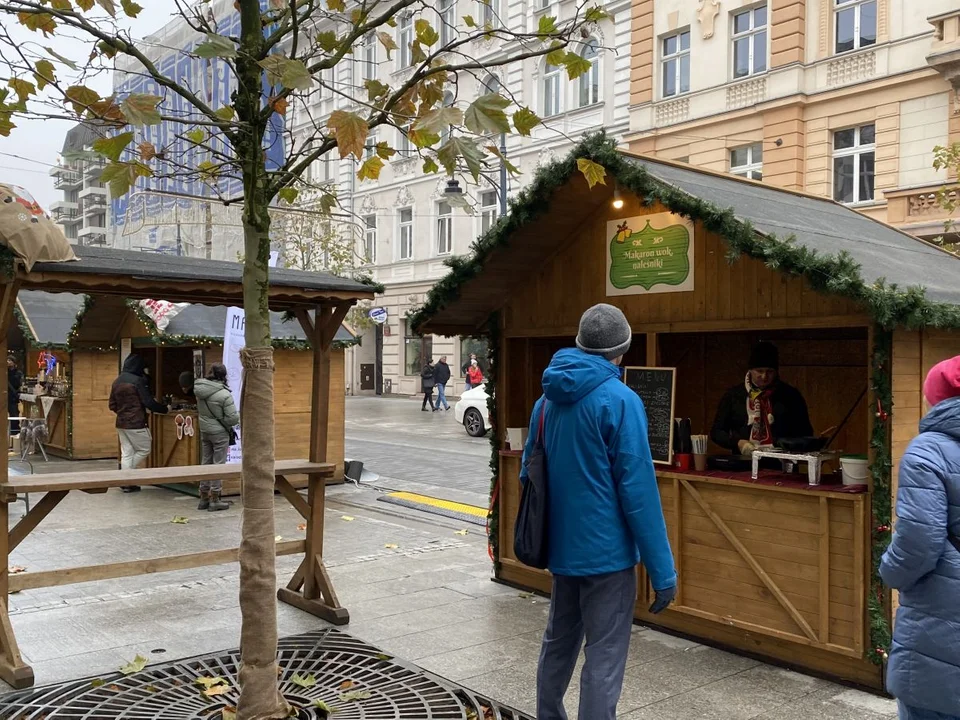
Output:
[835, 0, 876, 54]
[732, 5, 767, 79]
[436, 201, 453, 255]
[398, 206, 414, 259]
[833, 124, 875, 205]
[661, 30, 690, 98]
[578, 37, 600, 107]
[730, 143, 763, 181]
[405, 319, 433, 376]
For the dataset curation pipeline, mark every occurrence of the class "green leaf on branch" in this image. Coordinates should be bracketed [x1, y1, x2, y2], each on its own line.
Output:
[197, 160, 219, 182]
[18, 12, 57, 35]
[185, 128, 206, 144]
[214, 106, 236, 121]
[96, 0, 117, 16]
[319, 193, 337, 214]
[464, 94, 510, 135]
[76, 0, 95, 9]
[45, 47, 78, 70]
[485, 144, 521, 176]
[121, 0, 143, 17]
[258, 56, 312, 90]
[93, 132, 134, 162]
[418, 81, 444, 113]
[194, 34, 238, 59]
[411, 40, 427, 64]
[422, 157, 439, 174]
[121, 94, 162, 126]
[50, 0, 72, 9]
[512, 107, 540, 136]
[327, 0, 345, 10]
[415, 19, 439, 46]
[577, 157, 606, 189]
[358, 156, 385, 182]
[562, 51, 592, 80]
[8, 79, 35, 104]
[87, 96, 126, 125]
[364, 79, 389, 102]
[414, 105, 463, 135]
[376, 32, 398, 60]
[584, 6, 610, 22]
[545, 42, 566, 67]
[408, 126, 440, 149]
[537, 15, 557, 35]
[65, 85, 102, 115]
[315, 31, 338, 52]
[326, 110, 368, 159]
[437, 137, 483, 181]
[278, 187, 299, 204]
[375, 142, 396, 159]
[97, 41, 118, 60]
[33, 60, 56, 91]
[463, 15, 476, 27]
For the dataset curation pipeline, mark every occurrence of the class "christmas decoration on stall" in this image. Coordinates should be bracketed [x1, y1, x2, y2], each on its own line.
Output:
[484, 312, 501, 566]
[868, 327, 893, 665]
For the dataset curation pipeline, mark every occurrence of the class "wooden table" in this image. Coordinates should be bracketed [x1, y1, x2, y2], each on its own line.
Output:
[0, 459, 345, 689]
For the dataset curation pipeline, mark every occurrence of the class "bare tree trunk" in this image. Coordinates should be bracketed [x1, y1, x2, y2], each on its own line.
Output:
[234, 1, 288, 717]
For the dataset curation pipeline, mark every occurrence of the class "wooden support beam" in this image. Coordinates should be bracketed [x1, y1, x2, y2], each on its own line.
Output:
[9, 491, 67, 552]
[319, 304, 352, 351]
[0, 598, 32, 690]
[294, 308, 315, 340]
[819, 496, 830, 643]
[275, 475, 310, 520]
[277, 587, 349, 626]
[286, 557, 306, 592]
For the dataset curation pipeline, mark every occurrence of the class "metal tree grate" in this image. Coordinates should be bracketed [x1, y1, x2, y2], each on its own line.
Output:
[0, 629, 534, 720]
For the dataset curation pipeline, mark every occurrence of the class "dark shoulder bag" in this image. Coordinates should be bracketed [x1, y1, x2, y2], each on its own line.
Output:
[514, 402, 549, 569]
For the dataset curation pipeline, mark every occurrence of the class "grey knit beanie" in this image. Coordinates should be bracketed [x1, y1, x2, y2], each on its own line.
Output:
[576, 303, 632, 360]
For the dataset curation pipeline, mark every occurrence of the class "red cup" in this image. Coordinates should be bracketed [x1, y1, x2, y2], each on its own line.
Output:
[674, 453, 693, 471]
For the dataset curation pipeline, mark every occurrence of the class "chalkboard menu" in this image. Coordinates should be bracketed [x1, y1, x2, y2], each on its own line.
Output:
[622, 366, 676, 465]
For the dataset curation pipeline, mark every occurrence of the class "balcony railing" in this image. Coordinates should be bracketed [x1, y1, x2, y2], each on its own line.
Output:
[54, 172, 81, 189]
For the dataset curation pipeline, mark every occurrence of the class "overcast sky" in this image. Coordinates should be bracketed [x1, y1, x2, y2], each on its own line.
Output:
[0, 5, 177, 209]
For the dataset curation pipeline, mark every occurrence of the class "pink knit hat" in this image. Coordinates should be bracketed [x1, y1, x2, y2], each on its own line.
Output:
[923, 355, 960, 408]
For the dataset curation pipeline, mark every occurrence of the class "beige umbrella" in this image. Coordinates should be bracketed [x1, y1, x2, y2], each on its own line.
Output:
[0, 184, 76, 270]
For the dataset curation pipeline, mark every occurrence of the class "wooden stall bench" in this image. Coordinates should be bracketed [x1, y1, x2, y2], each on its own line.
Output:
[414, 138, 960, 691]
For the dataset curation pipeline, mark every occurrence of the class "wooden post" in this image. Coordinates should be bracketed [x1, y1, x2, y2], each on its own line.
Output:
[278, 302, 350, 624]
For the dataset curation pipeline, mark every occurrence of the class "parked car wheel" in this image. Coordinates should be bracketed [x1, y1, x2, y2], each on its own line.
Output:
[463, 408, 487, 437]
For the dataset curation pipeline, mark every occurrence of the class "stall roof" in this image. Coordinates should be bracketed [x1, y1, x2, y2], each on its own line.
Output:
[164, 305, 357, 346]
[15, 291, 86, 347]
[413, 136, 960, 335]
[22, 245, 377, 309]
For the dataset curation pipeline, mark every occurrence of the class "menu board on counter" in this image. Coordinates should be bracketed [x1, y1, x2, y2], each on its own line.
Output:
[622, 366, 676, 465]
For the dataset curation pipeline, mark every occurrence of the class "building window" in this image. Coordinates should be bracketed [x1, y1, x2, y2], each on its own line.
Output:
[661, 30, 690, 98]
[578, 38, 600, 107]
[439, 0, 456, 45]
[835, 0, 876, 54]
[363, 214, 377, 264]
[833, 123, 875, 205]
[460, 337, 488, 376]
[479, 189, 498, 234]
[481, 74, 501, 95]
[542, 60, 562, 117]
[364, 129, 377, 159]
[397, 125, 413, 156]
[398, 206, 414, 259]
[730, 143, 763, 180]
[436, 201, 453, 255]
[399, 15, 413, 68]
[404, 319, 433, 376]
[361, 32, 377, 82]
[479, 0, 500, 28]
[732, 5, 767, 79]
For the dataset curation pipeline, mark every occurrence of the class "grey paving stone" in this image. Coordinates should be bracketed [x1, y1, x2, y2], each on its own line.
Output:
[416, 631, 543, 681]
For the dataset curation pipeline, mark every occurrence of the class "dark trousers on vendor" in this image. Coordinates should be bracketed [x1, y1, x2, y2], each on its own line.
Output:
[537, 566, 637, 720]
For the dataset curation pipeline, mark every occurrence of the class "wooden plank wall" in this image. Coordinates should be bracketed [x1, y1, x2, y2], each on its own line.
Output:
[71, 351, 122, 459]
[504, 199, 868, 337]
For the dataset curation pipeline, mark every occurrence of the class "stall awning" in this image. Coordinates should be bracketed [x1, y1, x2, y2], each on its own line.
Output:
[15, 291, 86, 347]
[413, 135, 960, 336]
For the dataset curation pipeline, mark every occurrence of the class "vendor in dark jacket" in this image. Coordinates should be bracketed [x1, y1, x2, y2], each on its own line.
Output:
[710, 341, 812, 454]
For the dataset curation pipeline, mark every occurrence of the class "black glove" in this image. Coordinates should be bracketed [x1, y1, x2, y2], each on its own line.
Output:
[649, 584, 677, 614]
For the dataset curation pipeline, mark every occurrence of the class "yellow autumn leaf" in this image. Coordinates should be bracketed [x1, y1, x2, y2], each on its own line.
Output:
[577, 157, 607, 189]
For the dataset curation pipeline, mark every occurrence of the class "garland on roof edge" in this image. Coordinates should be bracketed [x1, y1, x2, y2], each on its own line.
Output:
[485, 311, 501, 567]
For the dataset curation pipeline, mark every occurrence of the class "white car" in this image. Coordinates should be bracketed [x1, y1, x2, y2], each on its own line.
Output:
[455, 386, 490, 437]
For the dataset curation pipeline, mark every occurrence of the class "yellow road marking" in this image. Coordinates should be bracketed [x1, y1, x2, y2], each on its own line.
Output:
[385, 491, 487, 519]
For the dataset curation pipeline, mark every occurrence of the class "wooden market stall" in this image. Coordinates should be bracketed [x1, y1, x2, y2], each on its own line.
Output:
[0, 244, 375, 688]
[413, 137, 960, 691]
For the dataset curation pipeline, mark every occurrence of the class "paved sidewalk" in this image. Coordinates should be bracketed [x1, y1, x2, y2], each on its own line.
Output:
[1, 483, 897, 719]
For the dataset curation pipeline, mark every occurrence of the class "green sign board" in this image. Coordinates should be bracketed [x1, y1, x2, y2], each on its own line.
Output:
[606, 213, 695, 296]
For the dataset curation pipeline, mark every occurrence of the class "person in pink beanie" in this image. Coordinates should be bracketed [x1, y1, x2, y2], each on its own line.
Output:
[880, 355, 960, 720]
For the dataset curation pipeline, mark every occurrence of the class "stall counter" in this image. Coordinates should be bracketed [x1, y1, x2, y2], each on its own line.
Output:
[496, 451, 878, 688]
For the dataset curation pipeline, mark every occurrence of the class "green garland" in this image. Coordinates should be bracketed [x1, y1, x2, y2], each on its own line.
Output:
[485, 311, 501, 567]
[868, 327, 893, 665]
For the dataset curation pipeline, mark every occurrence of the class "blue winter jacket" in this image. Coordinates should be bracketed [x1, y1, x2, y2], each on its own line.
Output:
[879, 395, 960, 716]
[519, 348, 677, 590]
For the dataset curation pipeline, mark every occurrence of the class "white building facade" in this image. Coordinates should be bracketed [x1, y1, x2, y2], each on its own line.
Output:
[49, 123, 110, 247]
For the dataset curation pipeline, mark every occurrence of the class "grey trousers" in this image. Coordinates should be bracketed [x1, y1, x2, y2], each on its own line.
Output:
[200, 431, 229, 492]
[537, 567, 637, 720]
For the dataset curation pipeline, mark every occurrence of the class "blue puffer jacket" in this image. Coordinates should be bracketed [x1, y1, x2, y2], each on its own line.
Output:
[880, 395, 960, 716]
[520, 348, 676, 590]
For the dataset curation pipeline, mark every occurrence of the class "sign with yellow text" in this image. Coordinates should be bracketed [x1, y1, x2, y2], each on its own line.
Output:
[606, 213, 695, 296]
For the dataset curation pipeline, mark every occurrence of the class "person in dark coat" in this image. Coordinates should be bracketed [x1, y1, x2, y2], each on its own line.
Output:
[420, 359, 435, 412]
[108, 354, 168, 492]
[710, 341, 812, 454]
[433, 355, 451, 411]
[7, 357, 22, 436]
[880, 355, 960, 720]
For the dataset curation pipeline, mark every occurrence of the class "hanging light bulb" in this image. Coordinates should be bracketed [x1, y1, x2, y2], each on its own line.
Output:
[612, 186, 624, 210]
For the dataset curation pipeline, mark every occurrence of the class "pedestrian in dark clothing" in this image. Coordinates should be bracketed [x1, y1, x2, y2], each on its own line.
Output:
[420, 359, 435, 411]
[710, 341, 813, 454]
[108, 354, 168, 492]
[521, 303, 676, 720]
[7, 357, 22, 436]
[880, 355, 960, 720]
[433, 356, 451, 411]
[194, 363, 238, 512]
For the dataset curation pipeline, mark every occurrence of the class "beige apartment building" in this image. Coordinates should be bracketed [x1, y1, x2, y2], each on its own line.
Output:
[627, 0, 960, 241]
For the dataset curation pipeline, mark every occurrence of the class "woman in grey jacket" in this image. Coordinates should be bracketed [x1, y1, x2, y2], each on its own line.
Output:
[193, 363, 240, 512]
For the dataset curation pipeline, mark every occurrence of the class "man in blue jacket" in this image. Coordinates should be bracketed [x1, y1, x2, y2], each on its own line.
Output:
[520, 303, 677, 720]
